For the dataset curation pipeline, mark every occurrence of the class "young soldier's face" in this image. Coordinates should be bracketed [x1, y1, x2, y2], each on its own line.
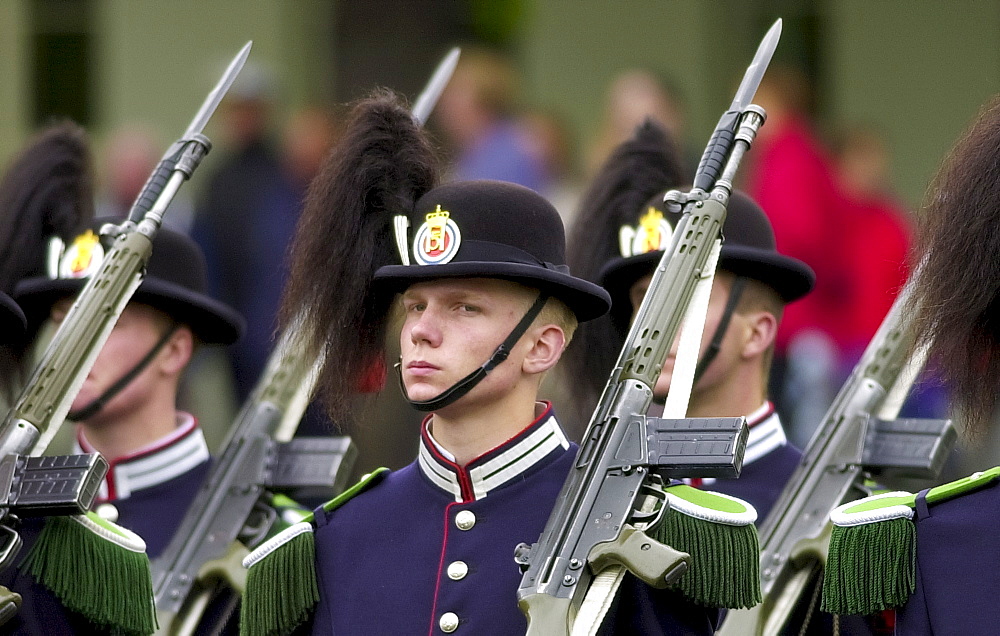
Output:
[399, 278, 535, 408]
[629, 270, 740, 400]
[51, 300, 177, 423]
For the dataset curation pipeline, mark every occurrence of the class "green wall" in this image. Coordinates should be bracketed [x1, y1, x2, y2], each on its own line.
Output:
[3, 1, 1000, 212]
[0, 0, 334, 168]
[824, 1, 1000, 207]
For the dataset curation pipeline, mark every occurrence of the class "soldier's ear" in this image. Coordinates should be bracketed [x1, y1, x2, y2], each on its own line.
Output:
[522, 324, 566, 376]
[160, 325, 194, 376]
[739, 310, 777, 360]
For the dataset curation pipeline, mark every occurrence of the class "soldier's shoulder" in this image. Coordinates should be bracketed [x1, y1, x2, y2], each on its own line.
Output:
[654, 484, 760, 610]
[241, 468, 389, 636]
[823, 466, 1000, 616]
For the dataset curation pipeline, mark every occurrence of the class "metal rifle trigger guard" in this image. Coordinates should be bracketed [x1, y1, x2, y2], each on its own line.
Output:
[628, 478, 668, 530]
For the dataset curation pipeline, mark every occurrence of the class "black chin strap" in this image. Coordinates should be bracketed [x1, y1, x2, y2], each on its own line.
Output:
[396, 291, 551, 412]
[68, 322, 181, 422]
[693, 276, 747, 383]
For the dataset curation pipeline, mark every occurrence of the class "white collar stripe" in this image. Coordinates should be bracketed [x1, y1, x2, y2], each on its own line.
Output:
[418, 446, 462, 500]
[469, 423, 567, 499]
[418, 413, 569, 502]
[113, 427, 210, 498]
[743, 411, 787, 466]
[478, 417, 565, 480]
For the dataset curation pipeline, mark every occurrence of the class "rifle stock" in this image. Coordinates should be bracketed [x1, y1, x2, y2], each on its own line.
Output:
[151, 327, 356, 634]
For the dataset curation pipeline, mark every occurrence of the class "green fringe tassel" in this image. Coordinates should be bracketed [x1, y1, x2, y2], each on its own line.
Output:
[821, 518, 915, 615]
[653, 509, 761, 609]
[241, 528, 318, 636]
[22, 514, 156, 635]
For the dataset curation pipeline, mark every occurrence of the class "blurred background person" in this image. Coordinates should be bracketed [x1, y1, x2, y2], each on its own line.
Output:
[586, 69, 690, 178]
[744, 64, 848, 445]
[433, 47, 552, 193]
[96, 124, 196, 232]
[832, 124, 912, 359]
[191, 64, 335, 405]
[518, 106, 582, 224]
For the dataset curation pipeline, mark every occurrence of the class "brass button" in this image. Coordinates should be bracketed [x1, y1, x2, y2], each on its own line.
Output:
[95, 503, 119, 523]
[455, 510, 476, 530]
[446, 561, 468, 580]
[439, 611, 460, 632]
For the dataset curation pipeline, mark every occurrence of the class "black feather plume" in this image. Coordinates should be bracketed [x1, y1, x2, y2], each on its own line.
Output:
[0, 121, 94, 294]
[0, 121, 93, 400]
[909, 96, 1000, 437]
[279, 89, 438, 420]
[560, 119, 688, 428]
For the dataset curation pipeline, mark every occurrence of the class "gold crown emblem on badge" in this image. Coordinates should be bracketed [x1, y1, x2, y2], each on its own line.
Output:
[426, 205, 450, 224]
[425, 206, 450, 252]
[638, 207, 665, 253]
[68, 230, 100, 274]
[618, 206, 673, 258]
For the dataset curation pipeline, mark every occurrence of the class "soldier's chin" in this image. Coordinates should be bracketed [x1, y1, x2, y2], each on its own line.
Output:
[404, 383, 442, 403]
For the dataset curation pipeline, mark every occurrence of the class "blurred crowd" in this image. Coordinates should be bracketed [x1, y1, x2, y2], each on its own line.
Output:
[15, 47, 939, 467]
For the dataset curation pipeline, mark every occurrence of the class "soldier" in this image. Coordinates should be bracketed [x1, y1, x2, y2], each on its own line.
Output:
[241, 91, 760, 636]
[15, 222, 244, 557]
[821, 95, 1000, 634]
[564, 121, 815, 519]
[4, 221, 244, 634]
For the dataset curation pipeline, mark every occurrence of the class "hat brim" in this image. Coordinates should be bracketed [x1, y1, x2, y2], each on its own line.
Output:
[15, 277, 245, 345]
[600, 246, 815, 335]
[0, 292, 26, 345]
[373, 261, 611, 323]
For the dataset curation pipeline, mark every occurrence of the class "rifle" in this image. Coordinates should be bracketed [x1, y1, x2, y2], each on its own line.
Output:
[717, 272, 957, 635]
[0, 42, 251, 620]
[515, 20, 782, 636]
[150, 47, 461, 635]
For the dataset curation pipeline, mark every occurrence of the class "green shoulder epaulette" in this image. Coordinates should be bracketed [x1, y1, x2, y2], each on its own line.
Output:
[823, 466, 1000, 616]
[240, 468, 388, 636]
[21, 511, 156, 635]
[653, 484, 760, 609]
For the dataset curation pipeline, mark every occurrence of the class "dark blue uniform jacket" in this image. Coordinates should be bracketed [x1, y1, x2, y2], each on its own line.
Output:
[308, 404, 720, 635]
[691, 403, 802, 522]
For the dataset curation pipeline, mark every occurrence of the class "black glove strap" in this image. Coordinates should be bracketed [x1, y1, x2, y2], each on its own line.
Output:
[397, 292, 550, 412]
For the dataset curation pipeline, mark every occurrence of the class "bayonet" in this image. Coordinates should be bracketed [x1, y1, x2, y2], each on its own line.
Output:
[412, 47, 460, 126]
[693, 19, 780, 192]
[128, 42, 251, 225]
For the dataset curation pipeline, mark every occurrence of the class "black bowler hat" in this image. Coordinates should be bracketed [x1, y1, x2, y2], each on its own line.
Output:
[599, 190, 815, 332]
[0, 292, 26, 344]
[373, 180, 611, 322]
[15, 220, 245, 344]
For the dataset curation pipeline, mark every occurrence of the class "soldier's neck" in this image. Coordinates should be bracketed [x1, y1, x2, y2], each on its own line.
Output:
[688, 368, 767, 419]
[79, 394, 183, 462]
[428, 385, 541, 466]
